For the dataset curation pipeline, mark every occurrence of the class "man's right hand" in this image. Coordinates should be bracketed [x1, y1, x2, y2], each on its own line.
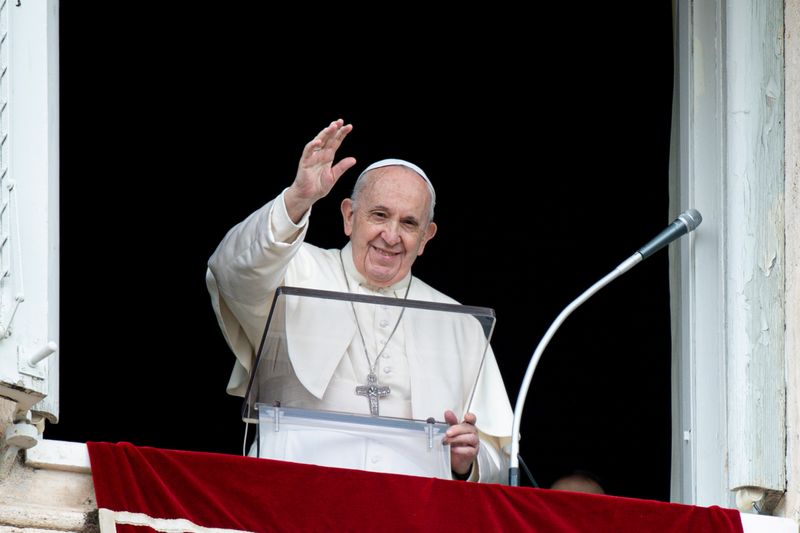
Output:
[284, 119, 356, 223]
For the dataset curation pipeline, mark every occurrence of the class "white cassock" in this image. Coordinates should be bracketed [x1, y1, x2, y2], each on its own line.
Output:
[206, 188, 514, 483]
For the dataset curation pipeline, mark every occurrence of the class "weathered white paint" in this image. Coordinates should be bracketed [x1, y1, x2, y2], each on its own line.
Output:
[0, 0, 60, 422]
[775, 0, 800, 522]
[671, 0, 792, 512]
[725, 0, 786, 494]
[670, 0, 731, 507]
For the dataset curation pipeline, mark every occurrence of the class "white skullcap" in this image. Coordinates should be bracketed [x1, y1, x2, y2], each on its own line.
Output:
[357, 158, 432, 187]
[353, 158, 437, 222]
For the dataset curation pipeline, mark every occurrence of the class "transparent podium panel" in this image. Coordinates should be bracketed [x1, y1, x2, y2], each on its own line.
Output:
[243, 286, 496, 478]
[257, 404, 451, 479]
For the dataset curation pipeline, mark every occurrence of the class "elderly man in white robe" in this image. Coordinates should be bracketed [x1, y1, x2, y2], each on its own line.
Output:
[207, 119, 514, 483]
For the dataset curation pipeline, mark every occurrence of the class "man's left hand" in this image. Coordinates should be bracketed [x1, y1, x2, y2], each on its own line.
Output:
[443, 410, 479, 479]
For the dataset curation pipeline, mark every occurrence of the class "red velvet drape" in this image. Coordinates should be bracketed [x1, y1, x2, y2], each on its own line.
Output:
[88, 442, 743, 533]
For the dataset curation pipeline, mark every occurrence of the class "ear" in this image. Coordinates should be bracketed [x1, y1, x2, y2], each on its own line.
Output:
[416, 222, 437, 256]
[341, 198, 354, 236]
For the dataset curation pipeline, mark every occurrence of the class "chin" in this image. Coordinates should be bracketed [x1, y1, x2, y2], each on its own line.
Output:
[366, 267, 402, 286]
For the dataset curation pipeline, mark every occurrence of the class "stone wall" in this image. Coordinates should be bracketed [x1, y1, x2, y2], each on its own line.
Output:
[0, 398, 96, 533]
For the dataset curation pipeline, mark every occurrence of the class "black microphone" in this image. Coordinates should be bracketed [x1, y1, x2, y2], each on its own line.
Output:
[637, 209, 703, 259]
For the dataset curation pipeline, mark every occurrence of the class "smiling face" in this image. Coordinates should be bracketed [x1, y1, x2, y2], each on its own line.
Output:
[340, 166, 437, 288]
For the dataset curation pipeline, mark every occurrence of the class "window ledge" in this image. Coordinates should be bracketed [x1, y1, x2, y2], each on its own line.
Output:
[25, 439, 90, 474]
[740, 512, 797, 532]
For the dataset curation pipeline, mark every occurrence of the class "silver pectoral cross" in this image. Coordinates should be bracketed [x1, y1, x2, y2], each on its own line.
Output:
[355, 372, 390, 416]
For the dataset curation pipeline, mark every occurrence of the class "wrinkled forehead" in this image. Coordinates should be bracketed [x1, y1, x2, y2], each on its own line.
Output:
[357, 159, 436, 206]
[361, 166, 431, 205]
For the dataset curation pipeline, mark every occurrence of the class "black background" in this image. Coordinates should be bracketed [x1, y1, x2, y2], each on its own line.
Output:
[52, 4, 674, 501]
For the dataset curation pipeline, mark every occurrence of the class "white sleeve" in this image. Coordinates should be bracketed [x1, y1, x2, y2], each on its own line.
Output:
[472, 432, 511, 484]
[206, 188, 311, 395]
[466, 345, 514, 484]
[209, 188, 310, 306]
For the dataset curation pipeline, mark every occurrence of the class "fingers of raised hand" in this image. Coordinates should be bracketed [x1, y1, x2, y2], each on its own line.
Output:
[312, 119, 351, 149]
[331, 157, 357, 181]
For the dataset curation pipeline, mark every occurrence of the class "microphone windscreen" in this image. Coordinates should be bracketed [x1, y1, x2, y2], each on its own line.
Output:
[678, 209, 702, 231]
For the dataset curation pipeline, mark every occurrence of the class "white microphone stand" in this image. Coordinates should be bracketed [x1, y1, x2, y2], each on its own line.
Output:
[508, 253, 641, 486]
[508, 208, 702, 486]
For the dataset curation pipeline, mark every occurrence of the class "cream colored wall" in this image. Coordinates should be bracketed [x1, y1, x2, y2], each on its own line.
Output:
[776, 0, 800, 523]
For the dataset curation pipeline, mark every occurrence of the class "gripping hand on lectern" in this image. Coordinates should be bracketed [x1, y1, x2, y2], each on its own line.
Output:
[443, 410, 479, 479]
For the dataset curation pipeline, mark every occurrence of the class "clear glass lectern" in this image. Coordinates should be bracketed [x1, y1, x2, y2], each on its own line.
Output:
[242, 286, 496, 479]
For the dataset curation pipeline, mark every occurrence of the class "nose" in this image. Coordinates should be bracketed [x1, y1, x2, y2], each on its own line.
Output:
[381, 221, 401, 246]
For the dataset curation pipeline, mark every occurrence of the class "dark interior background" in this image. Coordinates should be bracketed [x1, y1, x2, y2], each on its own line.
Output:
[52, 4, 675, 501]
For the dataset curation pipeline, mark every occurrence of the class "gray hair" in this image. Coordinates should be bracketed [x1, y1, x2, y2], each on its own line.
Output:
[351, 158, 436, 225]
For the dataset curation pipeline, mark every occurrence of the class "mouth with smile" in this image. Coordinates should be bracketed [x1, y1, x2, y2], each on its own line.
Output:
[370, 245, 401, 261]
[363, 243, 406, 285]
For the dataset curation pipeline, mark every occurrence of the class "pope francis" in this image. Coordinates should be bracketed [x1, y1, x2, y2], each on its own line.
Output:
[206, 119, 514, 483]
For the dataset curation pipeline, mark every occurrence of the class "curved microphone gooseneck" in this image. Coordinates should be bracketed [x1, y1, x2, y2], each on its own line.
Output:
[508, 209, 703, 487]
